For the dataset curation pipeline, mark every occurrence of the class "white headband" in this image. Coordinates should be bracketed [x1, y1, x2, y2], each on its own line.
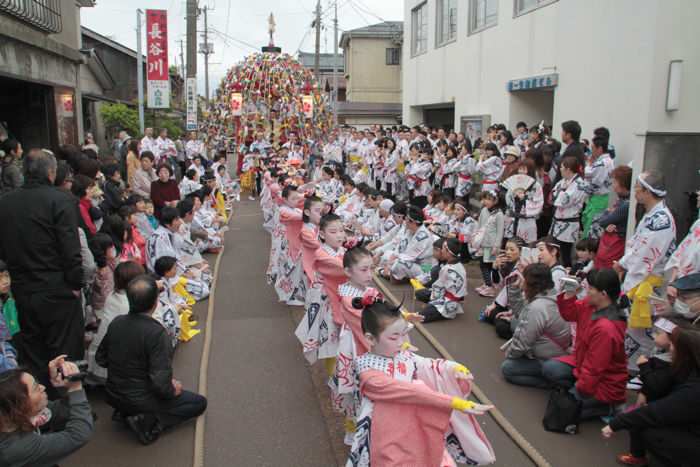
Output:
[654, 317, 677, 334]
[638, 175, 667, 197]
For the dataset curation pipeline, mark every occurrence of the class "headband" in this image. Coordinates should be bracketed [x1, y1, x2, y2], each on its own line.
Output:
[654, 317, 677, 334]
[638, 175, 667, 197]
[536, 241, 561, 250]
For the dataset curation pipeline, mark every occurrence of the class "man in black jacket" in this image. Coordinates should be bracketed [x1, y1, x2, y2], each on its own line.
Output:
[0, 148, 85, 396]
[97, 275, 207, 444]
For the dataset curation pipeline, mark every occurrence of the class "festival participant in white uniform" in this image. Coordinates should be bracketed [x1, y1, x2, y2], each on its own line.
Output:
[614, 171, 676, 373]
[323, 134, 343, 166]
[665, 191, 700, 297]
[581, 135, 615, 237]
[504, 160, 544, 244]
[418, 238, 468, 323]
[406, 149, 433, 209]
[389, 206, 434, 282]
[140, 127, 156, 155]
[549, 154, 588, 267]
[154, 128, 177, 166]
[475, 143, 503, 193]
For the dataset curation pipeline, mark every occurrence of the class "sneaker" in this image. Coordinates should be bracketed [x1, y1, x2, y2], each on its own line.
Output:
[626, 376, 643, 391]
[479, 286, 496, 298]
[248, 195, 256, 201]
[616, 453, 647, 466]
[344, 430, 355, 446]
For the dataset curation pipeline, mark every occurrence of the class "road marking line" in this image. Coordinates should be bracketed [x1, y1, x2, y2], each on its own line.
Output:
[372, 273, 552, 467]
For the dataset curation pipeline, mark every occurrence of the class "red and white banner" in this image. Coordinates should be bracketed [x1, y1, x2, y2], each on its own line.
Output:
[146, 9, 170, 109]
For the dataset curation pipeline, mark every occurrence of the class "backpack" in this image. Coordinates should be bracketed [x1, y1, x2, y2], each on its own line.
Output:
[542, 386, 582, 434]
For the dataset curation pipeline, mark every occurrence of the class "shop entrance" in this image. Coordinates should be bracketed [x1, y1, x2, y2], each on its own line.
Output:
[0, 75, 56, 149]
[508, 89, 554, 130]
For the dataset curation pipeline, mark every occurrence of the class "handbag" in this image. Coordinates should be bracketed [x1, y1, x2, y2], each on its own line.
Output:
[542, 386, 582, 434]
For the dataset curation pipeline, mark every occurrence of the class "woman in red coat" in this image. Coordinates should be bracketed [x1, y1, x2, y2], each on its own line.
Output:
[542, 268, 628, 420]
[150, 164, 180, 219]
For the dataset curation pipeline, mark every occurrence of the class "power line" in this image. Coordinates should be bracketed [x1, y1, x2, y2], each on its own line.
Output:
[352, 0, 387, 23]
[209, 28, 259, 51]
[220, 0, 232, 57]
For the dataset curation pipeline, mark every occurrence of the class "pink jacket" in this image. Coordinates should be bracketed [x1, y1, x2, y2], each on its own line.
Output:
[315, 247, 346, 326]
[300, 224, 320, 282]
[279, 207, 303, 260]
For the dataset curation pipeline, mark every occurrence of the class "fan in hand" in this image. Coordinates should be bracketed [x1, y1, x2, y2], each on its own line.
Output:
[501, 174, 535, 197]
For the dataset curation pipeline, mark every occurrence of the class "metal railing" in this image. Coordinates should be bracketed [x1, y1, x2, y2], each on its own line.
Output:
[0, 0, 62, 33]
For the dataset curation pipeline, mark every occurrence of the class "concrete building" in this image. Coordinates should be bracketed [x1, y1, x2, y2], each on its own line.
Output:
[403, 0, 700, 236]
[339, 21, 403, 128]
[0, 0, 95, 149]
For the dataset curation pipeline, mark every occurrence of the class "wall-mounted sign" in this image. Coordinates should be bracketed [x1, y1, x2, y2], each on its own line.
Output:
[186, 77, 197, 131]
[507, 73, 558, 92]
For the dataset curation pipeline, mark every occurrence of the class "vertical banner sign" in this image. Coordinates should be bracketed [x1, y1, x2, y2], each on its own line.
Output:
[185, 77, 197, 130]
[230, 93, 242, 116]
[146, 9, 170, 109]
[302, 95, 313, 118]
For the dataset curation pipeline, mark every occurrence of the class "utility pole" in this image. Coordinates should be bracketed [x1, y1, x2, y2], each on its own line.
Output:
[186, 0, 197, 78]
[201, 5, 211, 106]
[314, 0, 321, 83]
[136, 9, 145, 134]
[179, 39, 185, 79]
[333, 0, 339, 126]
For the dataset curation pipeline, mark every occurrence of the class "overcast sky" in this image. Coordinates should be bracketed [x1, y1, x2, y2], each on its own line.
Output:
[82, 0, 403, 97]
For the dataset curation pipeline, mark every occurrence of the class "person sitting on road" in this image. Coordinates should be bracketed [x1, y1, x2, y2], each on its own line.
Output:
[96, 275, 207, 445]
[544, 269, 628, 420]
[500, 263, 571, 388]
[0, 356, 94, 466]
[414, 238, 446, 304]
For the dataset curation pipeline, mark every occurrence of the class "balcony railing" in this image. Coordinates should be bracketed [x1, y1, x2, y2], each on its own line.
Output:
[0, 0, 62, 34]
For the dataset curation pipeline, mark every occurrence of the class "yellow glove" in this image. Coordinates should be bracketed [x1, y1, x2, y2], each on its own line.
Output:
[454, 363, 471, 377]
[451, 397, 475, 412]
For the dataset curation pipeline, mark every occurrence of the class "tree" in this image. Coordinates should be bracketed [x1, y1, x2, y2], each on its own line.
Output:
[100, 103, 140, 138]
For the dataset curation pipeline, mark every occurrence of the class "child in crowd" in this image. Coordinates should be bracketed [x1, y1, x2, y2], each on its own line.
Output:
[0, 260, 18, 372]
[144, 199, 159, 231]
[414, 238, 446, 303]
[475, 191, 504, 298]
[274, 185, 306, 305]
[476, 142, 503, 192]
[419, 238, 467, 322]
[153, 256, 184, 349]
[571, 237, 598, 278]
[89, 233, 117, 321]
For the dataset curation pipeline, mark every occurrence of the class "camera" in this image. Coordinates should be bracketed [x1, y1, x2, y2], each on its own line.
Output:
[58, 359, 88, 382]
[560, 276, 580, 294]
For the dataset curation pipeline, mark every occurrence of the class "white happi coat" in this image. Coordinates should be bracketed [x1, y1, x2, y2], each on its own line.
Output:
[384, 149, 400, 186]
[476, 155, 503, 192]
[505, 180, 544, 244]
[140, 136, 156, 155]
[456, 156, 477, 198]
[391, 225, 435, 280]
[584, 153, 614, 196]
[429, 262, 467, 319]
[441, 157, 460, 189]
[550, 174, 588, 243]
[146, 225, 178, 272]
[406, 160, 433, 197]
[318, 178, 343, 205]
[665, 218, 700, 279]
[323, 142, 343, 164]
[154, 136, 177, 164]
[185, 139, 205, 160]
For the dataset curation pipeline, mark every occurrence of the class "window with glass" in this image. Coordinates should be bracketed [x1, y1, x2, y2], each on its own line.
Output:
[436, 0, 458, 46]
[514, 0, 557, 16]
[469, 0, 498, 35]
[386, 48, 401, 65]
[411, 2, 428, 56]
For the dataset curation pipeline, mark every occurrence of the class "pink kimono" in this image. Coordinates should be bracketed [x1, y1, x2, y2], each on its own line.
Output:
[273, 205, 306, 304]
[348, 351, 496, 466]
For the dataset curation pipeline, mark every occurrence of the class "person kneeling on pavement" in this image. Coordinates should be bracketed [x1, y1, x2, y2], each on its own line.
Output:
[0, 356, 94, 466]
[96, 274, 207, 445]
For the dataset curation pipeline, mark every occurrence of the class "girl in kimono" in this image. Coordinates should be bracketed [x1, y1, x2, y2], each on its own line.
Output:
[330, 243, 375, 445]
[295, 197, 336, 365]
[274, 185, 306, 305]
[504, 160, 543, 244]
[419, 238, 468, 323]
[265, 174, 286, 283]
[455, 142, 476, 202]
[475, 143, 503, 193]
[549, 155, 588, 268]
[348, 295, 495, 467]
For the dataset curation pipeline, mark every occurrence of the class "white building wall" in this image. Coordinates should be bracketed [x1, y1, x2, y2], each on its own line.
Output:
[403, 0, 700, 170]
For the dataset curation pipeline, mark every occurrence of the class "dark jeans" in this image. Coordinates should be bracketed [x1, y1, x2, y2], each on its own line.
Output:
[419, 304, 447, 323]
[479, 259, 494, 286]
[501, 357, 549, 389]
[542, 359, 614, 420]
[629, 426, 700, 465]
[14, 289, 85, 398]
[415, 288, 432, 303]
[109, 390, 207, 431]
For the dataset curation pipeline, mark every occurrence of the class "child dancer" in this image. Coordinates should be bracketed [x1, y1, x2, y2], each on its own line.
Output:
[475, 191, 504, 298]
[347, 296, 495, 466]
[456, 142, 476, 202]
[296, 213, 347, 371]
[274, 185, 306, 305]
[476, 143, 503, 193]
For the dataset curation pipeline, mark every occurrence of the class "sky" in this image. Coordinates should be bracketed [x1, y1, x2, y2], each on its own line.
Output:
[81, 0, 404, 97]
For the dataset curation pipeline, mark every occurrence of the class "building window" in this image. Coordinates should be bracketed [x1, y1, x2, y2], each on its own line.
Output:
[0, 0, 63, 33]
[386, 48, 401, 65]
[411, 2, 428, 56]
[469, 0, 498, 35]
[514, 0, 557, 17]
[436, 0, 458, 46]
